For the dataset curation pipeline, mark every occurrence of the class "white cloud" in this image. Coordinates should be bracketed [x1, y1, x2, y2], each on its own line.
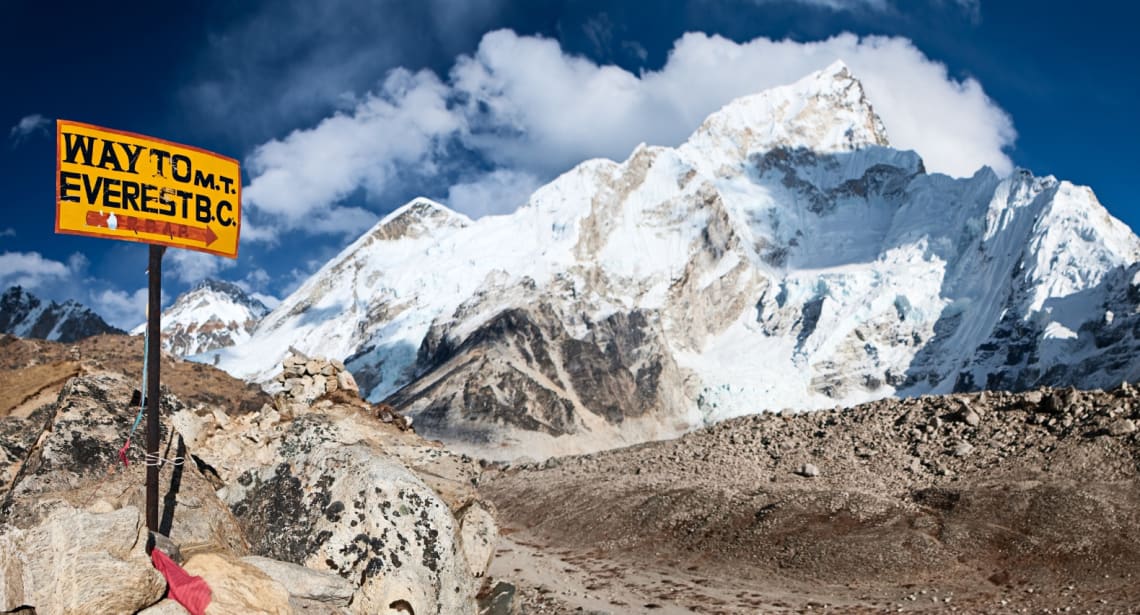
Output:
[91, 287, 151, 331]
[243, 69, 462, 235]
[187, 0, 507, 139]
[233, 268, 281, 309]
[242, 30, 1015, 235]
[8, 114, 51, 145]
[251, 292, 281, 310]
[445, 170, 541, 218]
[457, 30, 1014, 178]
[165, 249, 236, 284]
[0, 251, 153, 330]
[0, 251, 70, 290]
[0, 228, 15, 238]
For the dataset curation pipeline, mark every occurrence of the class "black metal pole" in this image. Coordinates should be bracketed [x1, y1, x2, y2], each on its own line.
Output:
[145, 245, 164, 532]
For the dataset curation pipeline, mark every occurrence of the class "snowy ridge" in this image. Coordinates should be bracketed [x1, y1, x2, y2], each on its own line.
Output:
[0, 286, 122, 343]
[137, 279, 269, 356]
[213, 64, 1140, 457]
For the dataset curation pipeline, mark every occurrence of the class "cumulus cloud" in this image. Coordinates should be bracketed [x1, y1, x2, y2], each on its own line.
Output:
[457, 31, 1014, 177]
[243, 30, 1015, 236]
[8, 114, 51, 146]
[233, 268, 281, 309]
[243, 69, 462, 235]
[445, 170, 541, 218]
[165, 249, 237, 284]
[0, 250, 152, 329]
[0, 228, 15, 237]
[91, 287, 151, 331]
[0, 251, 71, 290]
[187, 0, 507, 140]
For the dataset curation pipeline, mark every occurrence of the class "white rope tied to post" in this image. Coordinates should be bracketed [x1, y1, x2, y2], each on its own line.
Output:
[138, 443, 185, 468]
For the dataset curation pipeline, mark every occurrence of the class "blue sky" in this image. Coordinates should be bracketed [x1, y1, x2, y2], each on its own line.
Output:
[2, 0, 1137, 328]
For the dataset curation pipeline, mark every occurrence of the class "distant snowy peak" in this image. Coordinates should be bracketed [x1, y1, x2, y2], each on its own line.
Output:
[684, 61, 890, 168]
[0, 286, 122, 343]
[138, 279, 269, 357]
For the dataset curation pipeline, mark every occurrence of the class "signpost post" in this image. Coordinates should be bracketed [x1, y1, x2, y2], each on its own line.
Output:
[55, 119, 240, 532]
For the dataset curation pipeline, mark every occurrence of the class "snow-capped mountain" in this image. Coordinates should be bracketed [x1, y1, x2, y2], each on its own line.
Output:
[0, 286, 123, 342]
[215, 62, 1140, 458]
[134, 279, 269, 356]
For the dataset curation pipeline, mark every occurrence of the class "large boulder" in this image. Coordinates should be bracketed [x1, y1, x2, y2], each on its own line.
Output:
[181, 551, 292, 615]
[175, 389, 494, 614]
[0, 504, 166, 614]
[242, 555, 354, 611]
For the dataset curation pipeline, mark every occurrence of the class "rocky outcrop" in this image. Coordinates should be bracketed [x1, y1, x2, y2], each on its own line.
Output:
[0, 349, 496, 614]
[0, 504, 165, 615]
[384, 291, 693, 459]
[181, 551, 293, 615]
[173, 355, 496, 614]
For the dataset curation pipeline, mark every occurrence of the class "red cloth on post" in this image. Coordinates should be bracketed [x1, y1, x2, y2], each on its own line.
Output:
[151, 548, 211, 615]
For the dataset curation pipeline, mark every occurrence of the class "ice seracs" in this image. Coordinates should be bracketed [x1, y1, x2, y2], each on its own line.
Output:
[211, 63, 1140, 458]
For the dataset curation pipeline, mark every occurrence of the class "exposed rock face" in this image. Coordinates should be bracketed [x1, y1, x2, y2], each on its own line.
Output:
[241, 555, 355, 610]
[131, 279, 269, 357]
[0, 286, 122, 343]
[0, 504, 166, 615]
[213, 63, 1140, 459]
[387, 294, 692, 456]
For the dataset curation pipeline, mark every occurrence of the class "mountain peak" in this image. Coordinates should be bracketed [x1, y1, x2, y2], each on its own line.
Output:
[134, 278, 270, 356]
[683, 60, 889, 163]
[371, 197, 471, 241]
[819, 59, 852, 79]
[0, 285, 122, 342]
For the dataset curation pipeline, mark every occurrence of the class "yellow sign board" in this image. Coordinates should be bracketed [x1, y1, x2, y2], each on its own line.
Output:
[56, 120, 241, 258]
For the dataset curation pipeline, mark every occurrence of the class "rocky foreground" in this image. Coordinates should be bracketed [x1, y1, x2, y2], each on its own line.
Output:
[0, 334, 496, 614]
[482, 386, 1140, 613]
[2, 333, 1139, 614]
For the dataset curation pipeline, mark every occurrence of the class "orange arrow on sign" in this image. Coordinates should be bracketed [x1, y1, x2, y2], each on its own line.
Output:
[86, 211, 219, 247]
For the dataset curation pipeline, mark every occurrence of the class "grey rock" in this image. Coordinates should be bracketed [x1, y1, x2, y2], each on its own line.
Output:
[951, 441, 974, 457]
[241, 556, 354, 606]
[336, 369, 360, 395]
[479, 581, 517, 615]
[0, 505, 166, 615]
[796, 463, 820, 478]
[1107, 418, 1137, 436]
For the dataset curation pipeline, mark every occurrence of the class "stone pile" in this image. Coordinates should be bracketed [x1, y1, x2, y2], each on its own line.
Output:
[273, 349, 359, 404]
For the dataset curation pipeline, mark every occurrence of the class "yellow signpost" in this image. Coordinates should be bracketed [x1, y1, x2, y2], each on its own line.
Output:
[55, 120, 240, 535]
[56, 120, 241, 258]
